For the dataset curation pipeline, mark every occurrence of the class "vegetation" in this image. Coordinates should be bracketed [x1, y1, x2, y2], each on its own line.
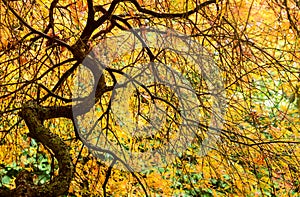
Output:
[0, 0, 299, 196]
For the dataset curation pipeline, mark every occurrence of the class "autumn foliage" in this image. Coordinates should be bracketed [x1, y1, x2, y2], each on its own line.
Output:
[0, 0, 299, 196]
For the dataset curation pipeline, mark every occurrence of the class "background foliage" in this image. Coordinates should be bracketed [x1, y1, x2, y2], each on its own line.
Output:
[0, 0, 299, 196]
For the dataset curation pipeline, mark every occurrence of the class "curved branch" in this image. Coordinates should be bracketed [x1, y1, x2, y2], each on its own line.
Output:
[0, 101, 74, 196]
[3, 0, 73, 52]
[127, 0, 216, 18]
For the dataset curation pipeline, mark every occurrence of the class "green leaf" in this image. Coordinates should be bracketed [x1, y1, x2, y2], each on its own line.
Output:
[1, 175, 11, 185]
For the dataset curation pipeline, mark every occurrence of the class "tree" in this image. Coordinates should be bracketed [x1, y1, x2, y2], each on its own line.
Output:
[0, 0, 299, 196]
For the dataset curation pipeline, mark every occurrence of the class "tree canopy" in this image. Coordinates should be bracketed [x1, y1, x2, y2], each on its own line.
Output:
[0, 0, 299, 196]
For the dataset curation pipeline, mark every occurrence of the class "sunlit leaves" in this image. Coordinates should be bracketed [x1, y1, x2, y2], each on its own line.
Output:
[0, 0, 300, 195]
